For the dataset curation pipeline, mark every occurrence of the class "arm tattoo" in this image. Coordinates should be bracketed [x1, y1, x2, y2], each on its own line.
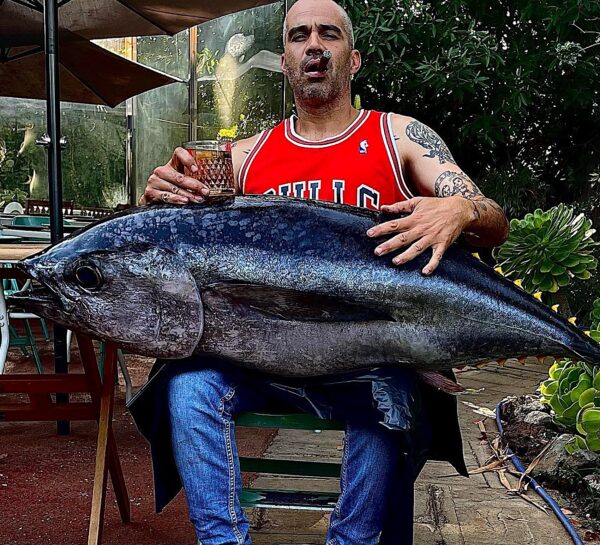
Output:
[406, 121, 456, 165]
[434, 171, 483, 199]
[435, 170, 504, 224]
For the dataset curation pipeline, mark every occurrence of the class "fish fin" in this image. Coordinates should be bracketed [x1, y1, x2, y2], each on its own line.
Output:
[417, 371, 465, 394]
[203, 282, 393, 322]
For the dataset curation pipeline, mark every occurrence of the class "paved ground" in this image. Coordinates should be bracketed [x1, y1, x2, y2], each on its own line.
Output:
[247, 359, 575, 544]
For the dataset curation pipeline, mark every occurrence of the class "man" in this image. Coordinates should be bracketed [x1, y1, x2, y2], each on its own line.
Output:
[136, 0, 509, 543]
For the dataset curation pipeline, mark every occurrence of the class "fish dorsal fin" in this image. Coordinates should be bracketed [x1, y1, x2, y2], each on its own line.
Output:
[202, 282, 392, 322]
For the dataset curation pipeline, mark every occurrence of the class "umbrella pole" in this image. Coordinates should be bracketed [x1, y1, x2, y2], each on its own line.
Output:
[43, 0, 70, 435]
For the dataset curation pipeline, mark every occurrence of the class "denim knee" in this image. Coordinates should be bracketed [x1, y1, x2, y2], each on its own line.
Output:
[167, 367, 237, 423]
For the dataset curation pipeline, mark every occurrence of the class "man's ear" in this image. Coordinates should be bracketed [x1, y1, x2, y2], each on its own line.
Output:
[281, 53, 288, 75]
[350, 49, 361, 77]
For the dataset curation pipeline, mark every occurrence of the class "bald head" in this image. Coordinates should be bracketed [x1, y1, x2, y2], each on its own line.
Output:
[283, 0, 355, 49]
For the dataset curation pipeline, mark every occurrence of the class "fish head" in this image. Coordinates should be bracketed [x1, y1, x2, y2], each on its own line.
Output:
[13, 242, 203, 359]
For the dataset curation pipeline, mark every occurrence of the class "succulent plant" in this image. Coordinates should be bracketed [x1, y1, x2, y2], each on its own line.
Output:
[494, 205, 598, 294]
[541, 358, 600, 453]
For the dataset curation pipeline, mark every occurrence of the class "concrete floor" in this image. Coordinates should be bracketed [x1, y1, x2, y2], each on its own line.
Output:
[247, 360, 575, 544]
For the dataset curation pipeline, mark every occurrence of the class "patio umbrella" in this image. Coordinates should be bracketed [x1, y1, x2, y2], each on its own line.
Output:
[0, 31, 179, 107]
[1, 0, 278, 41]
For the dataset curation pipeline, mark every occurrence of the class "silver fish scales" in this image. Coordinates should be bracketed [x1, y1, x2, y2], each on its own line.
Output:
[11, 196, 600, 377]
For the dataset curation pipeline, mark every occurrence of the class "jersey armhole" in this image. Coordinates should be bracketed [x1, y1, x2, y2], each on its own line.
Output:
[239, 129, 272, 194]
[380, 113, 415, 200]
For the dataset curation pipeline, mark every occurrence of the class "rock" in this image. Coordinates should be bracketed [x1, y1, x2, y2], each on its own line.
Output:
[523, 410, 553, 426]
[584, 474, 600, 496]
[518, 399, 547, 415]
[530, 434, 600, 488]
[569, 450, 600, 472]
[530, 433, 576, 480]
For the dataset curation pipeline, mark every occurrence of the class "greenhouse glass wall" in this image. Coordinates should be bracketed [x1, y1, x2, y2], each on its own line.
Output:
[0, 1, 289, 209]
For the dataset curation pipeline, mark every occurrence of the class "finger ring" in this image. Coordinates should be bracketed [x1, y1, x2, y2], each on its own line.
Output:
[161, 192, 170, 203]
[171, 185, 180, 194]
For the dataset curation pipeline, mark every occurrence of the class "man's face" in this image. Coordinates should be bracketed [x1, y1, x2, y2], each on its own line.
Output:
[282, 0, 360, 107]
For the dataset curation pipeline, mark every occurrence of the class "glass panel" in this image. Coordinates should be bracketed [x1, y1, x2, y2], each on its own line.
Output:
[196, 2, 286, 141]
[0, 97, 126, 209]
[60, 101, 126, 208]
[133, 31, 190, 200]
[0, 98, 46, 208]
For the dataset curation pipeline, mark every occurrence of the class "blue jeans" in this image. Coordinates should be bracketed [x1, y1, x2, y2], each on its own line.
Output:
[167, 363, 421, 545]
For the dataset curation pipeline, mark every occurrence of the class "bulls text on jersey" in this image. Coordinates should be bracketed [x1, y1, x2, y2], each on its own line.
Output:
[263, 180, 381, 210]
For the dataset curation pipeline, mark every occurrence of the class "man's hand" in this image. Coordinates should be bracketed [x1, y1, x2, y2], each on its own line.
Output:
[140, 147, 210, 206]
[367, 196, 472, 275]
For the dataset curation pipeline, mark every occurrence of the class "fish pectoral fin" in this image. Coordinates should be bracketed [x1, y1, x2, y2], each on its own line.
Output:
[202, 282, 393, 322]
[417, 371, 465, 395]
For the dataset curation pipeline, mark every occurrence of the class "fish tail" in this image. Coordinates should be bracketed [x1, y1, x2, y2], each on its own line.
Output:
[567, 332, 600, 366]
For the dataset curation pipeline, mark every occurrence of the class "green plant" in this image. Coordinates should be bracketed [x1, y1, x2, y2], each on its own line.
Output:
[0, 187, 28, 208]
[540, 359, 600, 453]
[494, 205, 598, 294]
[197, 47, 220, 76]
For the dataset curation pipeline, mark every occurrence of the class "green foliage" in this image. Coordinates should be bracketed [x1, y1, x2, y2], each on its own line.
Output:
[0, 187, 28, 208]
[494, 205, 598, 293]
[197, 47, 220, 76]
[342, 0, 600, 216]
[541, 359, 600, 453]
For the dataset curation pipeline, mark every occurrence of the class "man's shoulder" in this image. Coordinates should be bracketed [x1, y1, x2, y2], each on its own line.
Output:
[386, 113, 417, 136]
[233, 133, 261, 153]
[232, 120, 283, 153]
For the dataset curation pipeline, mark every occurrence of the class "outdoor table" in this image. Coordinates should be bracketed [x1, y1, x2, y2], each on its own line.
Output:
[1, 228, 51, 241]
[0, 261, 130, 545]
[0, 242, 49, 261]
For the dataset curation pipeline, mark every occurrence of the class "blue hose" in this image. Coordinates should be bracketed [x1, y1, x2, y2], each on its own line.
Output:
[495, 400, 584, 545]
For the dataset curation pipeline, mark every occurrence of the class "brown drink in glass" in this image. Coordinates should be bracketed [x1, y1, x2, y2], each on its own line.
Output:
[183, 140, 235, 196]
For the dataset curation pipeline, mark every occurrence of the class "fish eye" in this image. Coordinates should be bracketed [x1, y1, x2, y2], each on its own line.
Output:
[75, 265, 103, 290]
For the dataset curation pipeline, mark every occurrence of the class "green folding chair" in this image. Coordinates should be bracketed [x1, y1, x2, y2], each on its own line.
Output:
[0, 271, 44, 374]
[237, 411, 343, 510]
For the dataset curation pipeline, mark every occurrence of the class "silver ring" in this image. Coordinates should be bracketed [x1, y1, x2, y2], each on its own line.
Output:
[171, 185, 180, 194]
[160, 192, 170, 203]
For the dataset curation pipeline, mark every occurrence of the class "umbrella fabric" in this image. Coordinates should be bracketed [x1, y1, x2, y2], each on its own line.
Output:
[0, 0, 277, 43]
[0, 31, 179, 107]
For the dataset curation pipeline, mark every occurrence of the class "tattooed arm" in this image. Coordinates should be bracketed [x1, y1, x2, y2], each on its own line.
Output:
[367, 115, 509, 274]
[432, 169, 509, 246]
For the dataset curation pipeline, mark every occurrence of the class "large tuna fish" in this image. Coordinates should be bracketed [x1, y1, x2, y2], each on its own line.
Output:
[10, 196, 600, 377]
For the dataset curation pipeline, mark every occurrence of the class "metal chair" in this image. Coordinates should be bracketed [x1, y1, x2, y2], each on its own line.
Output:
[0, 275, 44, 374]
[236, 412, 343, 510]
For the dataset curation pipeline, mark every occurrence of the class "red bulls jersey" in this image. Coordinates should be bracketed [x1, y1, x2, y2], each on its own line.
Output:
[240, 110, 415, 209]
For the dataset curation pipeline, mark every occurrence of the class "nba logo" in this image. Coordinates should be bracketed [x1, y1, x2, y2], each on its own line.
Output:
[359, 140, 368, 154]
